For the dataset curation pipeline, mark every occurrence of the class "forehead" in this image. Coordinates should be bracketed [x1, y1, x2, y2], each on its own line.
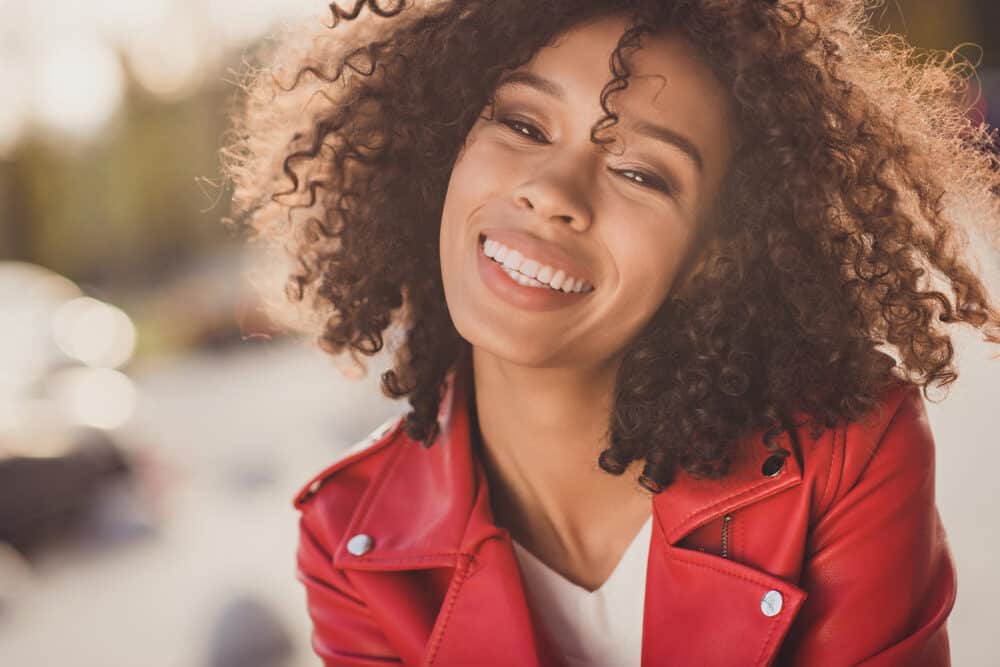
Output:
[501, 15, 736, 166]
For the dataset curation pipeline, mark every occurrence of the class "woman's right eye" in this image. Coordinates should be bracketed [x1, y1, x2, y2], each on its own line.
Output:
[497, 116, 547, 143]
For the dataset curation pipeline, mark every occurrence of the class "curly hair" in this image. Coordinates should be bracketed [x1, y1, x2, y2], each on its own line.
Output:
[221, 0, 1000, 493]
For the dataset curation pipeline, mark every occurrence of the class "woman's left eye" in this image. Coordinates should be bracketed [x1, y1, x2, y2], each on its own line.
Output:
[611, 168, 673, 195]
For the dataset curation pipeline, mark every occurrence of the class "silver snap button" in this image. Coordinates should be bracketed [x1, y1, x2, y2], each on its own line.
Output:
[760, 589, 783, 617]
[347, 533, 374, 556]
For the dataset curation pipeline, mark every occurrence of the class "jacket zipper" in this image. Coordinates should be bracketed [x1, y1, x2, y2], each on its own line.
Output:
[721, 514, 733, 559]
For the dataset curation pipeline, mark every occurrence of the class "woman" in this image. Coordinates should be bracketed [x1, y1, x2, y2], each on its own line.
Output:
[223, 0, 1000, 664]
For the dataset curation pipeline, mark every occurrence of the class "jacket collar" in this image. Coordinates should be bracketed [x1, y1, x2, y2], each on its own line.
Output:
[332, 348, 802, 570]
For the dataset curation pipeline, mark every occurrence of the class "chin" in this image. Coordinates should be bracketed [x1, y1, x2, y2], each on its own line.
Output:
[463, 325, 595, 370]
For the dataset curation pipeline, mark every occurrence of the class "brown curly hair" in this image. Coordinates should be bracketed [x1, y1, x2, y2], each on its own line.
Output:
[221, 0, 1000, 493]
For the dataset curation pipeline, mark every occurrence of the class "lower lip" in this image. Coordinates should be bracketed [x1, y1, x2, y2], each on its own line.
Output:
[476, 237, 593, 312]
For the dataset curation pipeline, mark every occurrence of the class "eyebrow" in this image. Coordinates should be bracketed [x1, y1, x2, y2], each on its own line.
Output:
[495, 70, 705, 174]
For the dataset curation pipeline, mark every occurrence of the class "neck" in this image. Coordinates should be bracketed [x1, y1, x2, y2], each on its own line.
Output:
[469, 345, 651, 557]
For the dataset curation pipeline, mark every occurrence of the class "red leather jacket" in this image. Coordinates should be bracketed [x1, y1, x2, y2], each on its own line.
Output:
[293, 354, 956, 666]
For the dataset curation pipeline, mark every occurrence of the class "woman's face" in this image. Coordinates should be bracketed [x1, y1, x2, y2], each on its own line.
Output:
[439, 14, 736, 370]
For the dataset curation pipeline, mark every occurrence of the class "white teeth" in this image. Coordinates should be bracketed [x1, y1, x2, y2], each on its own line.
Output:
[550, 269, 566, 290]
[519, 258, 540, 279]
[482, 235, 594, 293]
[502, 265, 548, 289]
[502, 249, 524, 271]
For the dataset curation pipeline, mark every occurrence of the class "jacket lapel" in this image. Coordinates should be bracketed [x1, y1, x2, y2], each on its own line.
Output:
[332, 351, 807, 665]
[330, 350, 558, 665]
[644, 429, 808, 665]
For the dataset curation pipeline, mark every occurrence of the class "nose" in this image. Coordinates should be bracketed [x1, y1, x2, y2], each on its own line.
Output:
[510, 154, 594, 233]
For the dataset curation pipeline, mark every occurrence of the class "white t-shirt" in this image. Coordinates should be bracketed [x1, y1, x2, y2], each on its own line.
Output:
[511, 514, 653, 667]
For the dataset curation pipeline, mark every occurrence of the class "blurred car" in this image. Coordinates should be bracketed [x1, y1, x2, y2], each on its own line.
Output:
[0, 261, 152, 562]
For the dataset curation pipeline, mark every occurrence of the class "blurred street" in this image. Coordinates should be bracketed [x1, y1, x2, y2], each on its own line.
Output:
[0, 328, 996, 665]
[0, 338, 406, 667]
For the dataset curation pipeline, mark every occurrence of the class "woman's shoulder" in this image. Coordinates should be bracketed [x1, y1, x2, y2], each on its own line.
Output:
[292, 412, 407, 511]
[795, 379, 935, 519]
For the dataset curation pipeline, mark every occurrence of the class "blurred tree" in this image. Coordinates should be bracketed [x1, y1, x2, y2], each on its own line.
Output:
[874, 1, 997, 68]
[2, 75, 236, 291]
[982, 3, 1000, 66]
[0, 161, 34, 259]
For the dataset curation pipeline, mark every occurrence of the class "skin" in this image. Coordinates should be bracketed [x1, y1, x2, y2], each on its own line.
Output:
[438, 14, 737, 592]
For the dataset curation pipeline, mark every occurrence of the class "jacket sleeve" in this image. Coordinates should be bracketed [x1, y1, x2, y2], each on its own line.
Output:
[777, 385, 957, 666]
[296, 503, 403, 665]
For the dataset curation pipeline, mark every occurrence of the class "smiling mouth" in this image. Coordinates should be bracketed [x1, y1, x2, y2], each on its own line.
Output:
[478, 233, 595, 294]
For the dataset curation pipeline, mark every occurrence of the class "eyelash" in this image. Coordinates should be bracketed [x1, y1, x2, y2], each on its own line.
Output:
[495, 115, 674, 195]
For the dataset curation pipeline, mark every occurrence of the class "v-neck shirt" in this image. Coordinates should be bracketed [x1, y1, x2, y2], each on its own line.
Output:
[510, 513, 653, 666]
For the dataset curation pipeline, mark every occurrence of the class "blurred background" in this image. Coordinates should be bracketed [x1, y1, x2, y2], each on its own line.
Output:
[0, 1, 998, 665]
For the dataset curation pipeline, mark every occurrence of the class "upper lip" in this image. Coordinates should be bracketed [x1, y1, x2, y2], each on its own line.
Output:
[479, 228, 597, 287]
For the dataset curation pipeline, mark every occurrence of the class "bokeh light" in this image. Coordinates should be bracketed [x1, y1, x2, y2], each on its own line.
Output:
[0, 0, 323, 151]
[0, 59, 28, 155]
[0, 263, 81, 394]
[52, 297, 137, 369]
[47, 366, 138, 430]
[35, 39, 125, 139]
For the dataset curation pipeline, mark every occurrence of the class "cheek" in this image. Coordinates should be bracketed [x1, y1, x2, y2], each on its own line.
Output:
[611, 227, 694, 301]
[440, 139, 511, 251]
[440, 158, 476, 241]
[439, 147, 493, 284]
[442, 142, 495, 218]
